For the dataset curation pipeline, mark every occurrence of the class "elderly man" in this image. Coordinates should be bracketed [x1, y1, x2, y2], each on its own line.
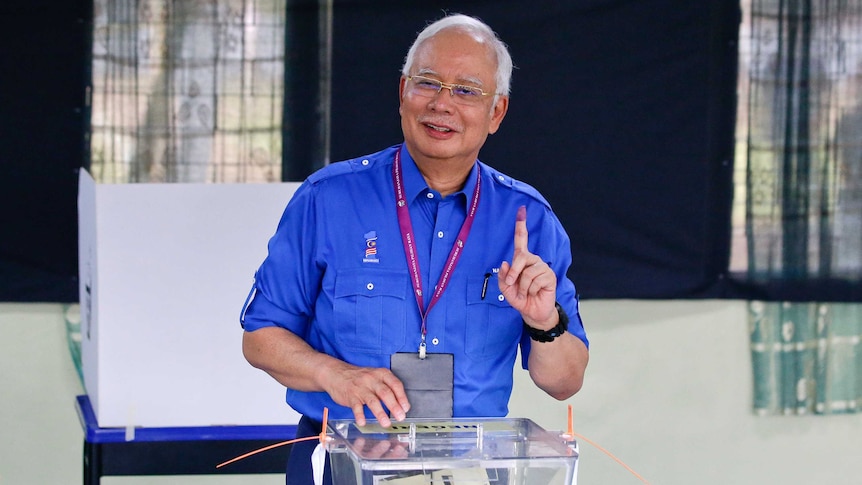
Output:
[240, 13, 589, 485]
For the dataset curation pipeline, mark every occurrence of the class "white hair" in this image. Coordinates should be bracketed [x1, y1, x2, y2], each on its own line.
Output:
[401, 14, 514, 96]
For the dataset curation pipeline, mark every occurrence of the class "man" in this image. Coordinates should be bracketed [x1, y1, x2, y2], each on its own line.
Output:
[240, 13, 589, 484]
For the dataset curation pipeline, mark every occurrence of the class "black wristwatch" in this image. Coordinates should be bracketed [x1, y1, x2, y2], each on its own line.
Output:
[523, 302, 569, 343]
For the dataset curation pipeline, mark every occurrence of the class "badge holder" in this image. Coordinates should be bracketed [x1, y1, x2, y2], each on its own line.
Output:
[390, 352, 454, 418]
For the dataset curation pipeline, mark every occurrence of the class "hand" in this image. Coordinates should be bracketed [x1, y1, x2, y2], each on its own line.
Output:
[498, 206, 558, 330]
[321, 364, 410, 427]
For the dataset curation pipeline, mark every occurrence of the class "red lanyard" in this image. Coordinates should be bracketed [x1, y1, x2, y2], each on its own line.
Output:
[392, 147, 481, 358]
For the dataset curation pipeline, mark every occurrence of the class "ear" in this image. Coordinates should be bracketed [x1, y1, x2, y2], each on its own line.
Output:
[487, 95, 509, 135]
[398, 76, 407, 116]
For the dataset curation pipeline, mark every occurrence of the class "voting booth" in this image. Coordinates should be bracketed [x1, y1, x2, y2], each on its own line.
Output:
[326, 418, 579, 485]
[77, 169, 302, 428]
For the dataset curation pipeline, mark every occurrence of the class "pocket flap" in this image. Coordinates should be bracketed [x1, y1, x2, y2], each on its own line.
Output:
[334, 267, 408, 299]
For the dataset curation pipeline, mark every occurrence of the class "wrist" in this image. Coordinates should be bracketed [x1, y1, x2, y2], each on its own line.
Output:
[523, 305, 559, 331]
[523, 302, 569, 343]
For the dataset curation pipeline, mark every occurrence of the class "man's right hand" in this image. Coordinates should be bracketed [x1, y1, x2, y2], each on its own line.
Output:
[320, 362, 410, 427]
[242, 326, 410, 427]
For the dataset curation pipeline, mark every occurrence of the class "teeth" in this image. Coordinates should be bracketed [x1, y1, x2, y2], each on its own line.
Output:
[428, 124, 451, 132]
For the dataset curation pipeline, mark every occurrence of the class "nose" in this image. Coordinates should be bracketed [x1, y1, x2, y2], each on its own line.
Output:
[438, 85, 457, 97]
[427, 87, 456, 111]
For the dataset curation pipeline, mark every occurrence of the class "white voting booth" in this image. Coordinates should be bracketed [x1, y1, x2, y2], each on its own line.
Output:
[78, 169, 302, 428]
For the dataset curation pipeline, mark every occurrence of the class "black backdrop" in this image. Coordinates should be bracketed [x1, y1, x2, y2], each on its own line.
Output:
[0, 0, 90, 302]
[0, 0, 742, 302]
[328, 0, 741, 299]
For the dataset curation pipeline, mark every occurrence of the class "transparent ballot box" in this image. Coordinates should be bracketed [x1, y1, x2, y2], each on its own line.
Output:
[325, 418, 578, 485]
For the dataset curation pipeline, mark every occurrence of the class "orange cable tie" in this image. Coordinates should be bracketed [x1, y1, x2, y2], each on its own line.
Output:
[218, 407, 331, 470]
[570, 430, 651, 484]
[215, 435, 320, 469]
[563, 405, 650, 484]
[319, 407, 330, 445]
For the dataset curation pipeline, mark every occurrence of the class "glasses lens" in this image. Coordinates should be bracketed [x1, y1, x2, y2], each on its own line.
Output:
[452, 85, 483, 98]
[408, 76, 487, 105]
[410, 76, 441, 94]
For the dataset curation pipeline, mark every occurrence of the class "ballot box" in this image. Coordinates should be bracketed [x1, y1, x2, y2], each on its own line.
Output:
[325, 418, 578, 485]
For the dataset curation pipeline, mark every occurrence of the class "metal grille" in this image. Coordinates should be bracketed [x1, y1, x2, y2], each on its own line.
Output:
[89, 0, 285, 183]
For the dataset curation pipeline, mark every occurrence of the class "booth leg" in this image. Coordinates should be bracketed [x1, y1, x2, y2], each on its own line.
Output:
[83, 440, 101, 485]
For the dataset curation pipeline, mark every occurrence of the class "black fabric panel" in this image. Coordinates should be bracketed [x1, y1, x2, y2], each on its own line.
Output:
[3, 0, 858, 303]
[283, 0, 328, 180]
[0, 0, 90, 302]
[330, 0, 741, 299]
[96, 440, 290, 476]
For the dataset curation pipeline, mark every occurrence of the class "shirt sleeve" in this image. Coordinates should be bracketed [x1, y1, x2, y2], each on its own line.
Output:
[240, 181, 323, 336]
[519, 205, 589, 367]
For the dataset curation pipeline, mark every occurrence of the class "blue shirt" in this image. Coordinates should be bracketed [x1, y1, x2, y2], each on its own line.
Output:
[241, 144, 588, 421]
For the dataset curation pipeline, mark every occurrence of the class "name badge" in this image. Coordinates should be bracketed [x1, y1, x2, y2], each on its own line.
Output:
[390, 352, 454, 418]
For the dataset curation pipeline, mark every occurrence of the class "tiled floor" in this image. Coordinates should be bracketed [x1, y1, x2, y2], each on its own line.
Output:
[0, 303, 282, 485]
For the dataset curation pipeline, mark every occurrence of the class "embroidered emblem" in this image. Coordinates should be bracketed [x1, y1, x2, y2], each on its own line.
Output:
[363, 231, 379, 263]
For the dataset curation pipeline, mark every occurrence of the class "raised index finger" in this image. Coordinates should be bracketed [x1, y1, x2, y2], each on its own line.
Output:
[514, 205, 528, 252]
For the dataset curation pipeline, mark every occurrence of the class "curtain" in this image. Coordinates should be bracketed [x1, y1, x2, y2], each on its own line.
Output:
[735, 0, 862, 414]
[89, 0, 285, 183]
[750, 302, 862, 414]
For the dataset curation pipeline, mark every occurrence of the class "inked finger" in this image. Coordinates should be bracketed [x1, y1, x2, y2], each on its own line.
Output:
[506, 206, 529, 285]
[514, 205, 528, 252]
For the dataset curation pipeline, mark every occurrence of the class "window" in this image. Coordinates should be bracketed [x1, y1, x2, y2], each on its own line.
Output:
[89, 0, 286, 183]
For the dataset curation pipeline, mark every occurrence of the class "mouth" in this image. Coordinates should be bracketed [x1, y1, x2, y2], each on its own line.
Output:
[421, 120, 460, 134]
[426, 123, 452, 132]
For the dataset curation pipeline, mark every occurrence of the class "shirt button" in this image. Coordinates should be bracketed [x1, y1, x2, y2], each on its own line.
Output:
[366, 283, 374, 290]
[426, 192, 434, 199]
[431, 338, 439, 345]
[361, 159, 369, 166]
[497, 294, 505, 302]
[437, 231, 444, 238]
[497, 175, 505, 182]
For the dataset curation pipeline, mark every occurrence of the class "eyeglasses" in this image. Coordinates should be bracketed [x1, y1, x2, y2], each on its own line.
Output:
[406, 75, 495, 105]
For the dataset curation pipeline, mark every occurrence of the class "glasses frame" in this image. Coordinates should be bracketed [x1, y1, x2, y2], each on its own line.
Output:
[405, 75, 495, 103]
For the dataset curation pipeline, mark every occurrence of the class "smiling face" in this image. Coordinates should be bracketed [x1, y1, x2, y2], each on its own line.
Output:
[399, 28, 509, 176]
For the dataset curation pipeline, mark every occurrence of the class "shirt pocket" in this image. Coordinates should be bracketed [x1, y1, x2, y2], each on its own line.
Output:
[333, 268, 408, 354]
[464, 275, 522, 360]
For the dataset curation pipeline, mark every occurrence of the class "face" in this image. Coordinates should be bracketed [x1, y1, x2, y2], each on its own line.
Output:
[399, 29, 509, 169]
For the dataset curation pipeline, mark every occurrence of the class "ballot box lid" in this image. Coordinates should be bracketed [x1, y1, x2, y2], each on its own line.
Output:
[325, 417, 577, 472]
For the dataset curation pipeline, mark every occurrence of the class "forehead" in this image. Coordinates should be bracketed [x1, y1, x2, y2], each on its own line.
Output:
[412, 29, 497, 84]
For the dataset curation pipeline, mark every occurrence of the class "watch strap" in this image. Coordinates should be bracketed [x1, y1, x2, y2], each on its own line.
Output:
[523, 302, 569, 343]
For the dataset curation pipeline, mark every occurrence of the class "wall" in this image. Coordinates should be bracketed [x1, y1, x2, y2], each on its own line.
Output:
[511, 299, 862, 484]
[2, 301, 859, 484]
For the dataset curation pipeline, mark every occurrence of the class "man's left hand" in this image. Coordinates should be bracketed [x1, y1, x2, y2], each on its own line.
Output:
[497, 205, 558, 330]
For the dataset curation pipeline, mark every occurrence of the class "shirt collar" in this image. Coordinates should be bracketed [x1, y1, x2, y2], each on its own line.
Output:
[399, 144, 479, 205]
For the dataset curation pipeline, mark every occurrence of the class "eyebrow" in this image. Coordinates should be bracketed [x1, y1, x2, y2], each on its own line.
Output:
[415, 68, 486, 88]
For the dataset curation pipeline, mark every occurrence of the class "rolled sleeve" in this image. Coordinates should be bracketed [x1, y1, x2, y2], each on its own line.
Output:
[239, 181, 322, 337]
